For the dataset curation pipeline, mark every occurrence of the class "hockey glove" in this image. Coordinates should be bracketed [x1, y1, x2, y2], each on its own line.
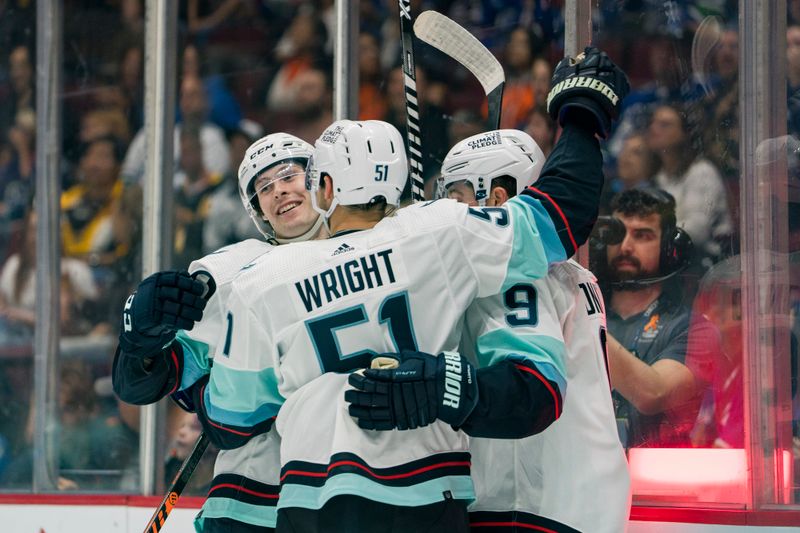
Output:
[119, 270, 208, 359]
[546, 46, 630, 138]
[345, 350, 479, 431]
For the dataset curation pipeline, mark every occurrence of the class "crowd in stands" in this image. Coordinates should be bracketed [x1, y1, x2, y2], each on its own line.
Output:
[0, 0, 796, 499]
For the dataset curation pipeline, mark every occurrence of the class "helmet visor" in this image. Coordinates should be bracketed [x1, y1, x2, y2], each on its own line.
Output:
[305, 155, 321, 192]
[435, 177, 477, 204]
[248, 162, 306, 207]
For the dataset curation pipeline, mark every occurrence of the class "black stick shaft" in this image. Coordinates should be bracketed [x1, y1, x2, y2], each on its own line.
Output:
[143, 432, 210, 533]
[399, 0, 425, 201]
[487, 83, 505, 130]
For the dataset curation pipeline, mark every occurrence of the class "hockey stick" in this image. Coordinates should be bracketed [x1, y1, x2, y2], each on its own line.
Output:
[398, 0, 426, 202]
[143, 432, 210, 533]
[413, 11, 506, 130]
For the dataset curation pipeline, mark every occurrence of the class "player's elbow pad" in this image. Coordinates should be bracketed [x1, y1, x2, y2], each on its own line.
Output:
[191, 377, 275, 450]
[112, 342, 183, 405]
[460, 359, 564, 439]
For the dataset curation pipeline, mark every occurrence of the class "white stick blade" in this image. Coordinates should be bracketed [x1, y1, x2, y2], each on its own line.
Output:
[413, 10, 504, 95]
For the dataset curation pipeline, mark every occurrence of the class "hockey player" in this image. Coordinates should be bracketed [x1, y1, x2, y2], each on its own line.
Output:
[437, 129, 630, 533]
[113, 132, 325, 533]
[205, 47, 628, 533]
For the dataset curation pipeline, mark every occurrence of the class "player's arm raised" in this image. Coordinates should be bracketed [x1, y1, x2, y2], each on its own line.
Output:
[520, 46, 629, 256]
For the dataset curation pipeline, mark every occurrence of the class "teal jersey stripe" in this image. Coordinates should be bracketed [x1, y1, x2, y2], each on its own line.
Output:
[205, 365, 284, 427]
[475, 329, 567, 395]
[175, 331, 211, 391]
[505, 196, 567, 291]
[194, 498, 278, 531]
[278, 474, 475, 510]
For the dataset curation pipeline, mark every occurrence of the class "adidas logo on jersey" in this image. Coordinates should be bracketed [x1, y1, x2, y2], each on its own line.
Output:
[332, 243, 355, 256]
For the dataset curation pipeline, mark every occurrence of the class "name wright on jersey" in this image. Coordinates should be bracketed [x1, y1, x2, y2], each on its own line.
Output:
[295, 249, 397, 312]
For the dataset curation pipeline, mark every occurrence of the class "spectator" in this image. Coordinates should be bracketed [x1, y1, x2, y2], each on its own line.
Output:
[121, 74, 230, 185]
[607, 35, 698, 159]
[523, 106, 557, 158]
[61, 137, 130, 280]
[173, 125, 224, 269]
[702, 29, 740, 184]
[601, 132, 658, 213]
[530, 57, 552, 109]
[181, 42, 242, 131]
[0, 210, 102, 338]
[202, 126, 263, 254]
[648, 103, 732, 262]
[684, 256, 745, 449]
[791, 0, 800, 26]
[164, 411, 215, 496]
[495, 26, 537, 129]
[0, 45, 34, 143]
[1, 359, 137, 490]
[266, 7, 329, 113]
[79, 108, 131, 146]
[114, 44, 145, 132]
[85, 44, 144, 140]
[0, 107, 35, 226]
[285, 65, 334, 144]
[184, 0, 244, 36]
[596, 188, 701, 448]
[358, 32, 387, 121]
[110, 177, 143, 290]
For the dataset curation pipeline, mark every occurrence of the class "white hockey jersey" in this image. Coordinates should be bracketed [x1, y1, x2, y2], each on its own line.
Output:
[212, 196, 570, 511]
[467, 260, 631, 533]
[172, 239, 283, 530]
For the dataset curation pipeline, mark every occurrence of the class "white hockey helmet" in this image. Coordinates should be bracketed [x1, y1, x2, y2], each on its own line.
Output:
[438, 129, 546, 205]
[238, 132, 317, 241]
[306, 120, 408, 221]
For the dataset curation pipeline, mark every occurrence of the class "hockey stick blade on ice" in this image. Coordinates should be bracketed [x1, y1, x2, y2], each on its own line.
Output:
[143, 432, 210, 533]
[414, 11, 506, 129]
[398, 0, 425, 201]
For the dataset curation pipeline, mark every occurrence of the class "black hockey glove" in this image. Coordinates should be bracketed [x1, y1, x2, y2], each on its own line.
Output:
[546, 46, 630, 138]
[118, 270, 209, 359]
[345, 350, 479, 431]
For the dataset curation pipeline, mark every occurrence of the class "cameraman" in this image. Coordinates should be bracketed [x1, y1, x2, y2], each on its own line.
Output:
[593, 188, 700, 448]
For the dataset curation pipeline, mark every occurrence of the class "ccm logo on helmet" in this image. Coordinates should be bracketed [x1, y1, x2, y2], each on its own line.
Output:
[442, 352, 469, 408]
[547, 76, 620, 108]
[249, 143, 276, 160]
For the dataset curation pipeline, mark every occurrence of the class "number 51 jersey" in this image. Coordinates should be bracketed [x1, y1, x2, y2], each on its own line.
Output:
[210, 196, 570, 510]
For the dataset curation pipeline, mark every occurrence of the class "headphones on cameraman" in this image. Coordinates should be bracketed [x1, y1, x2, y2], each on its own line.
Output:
[590, 188, 694, 289]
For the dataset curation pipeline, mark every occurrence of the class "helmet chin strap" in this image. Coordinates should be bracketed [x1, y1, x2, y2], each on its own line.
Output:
[309, 176, 340, 236]
[274, 214, 325, 244]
